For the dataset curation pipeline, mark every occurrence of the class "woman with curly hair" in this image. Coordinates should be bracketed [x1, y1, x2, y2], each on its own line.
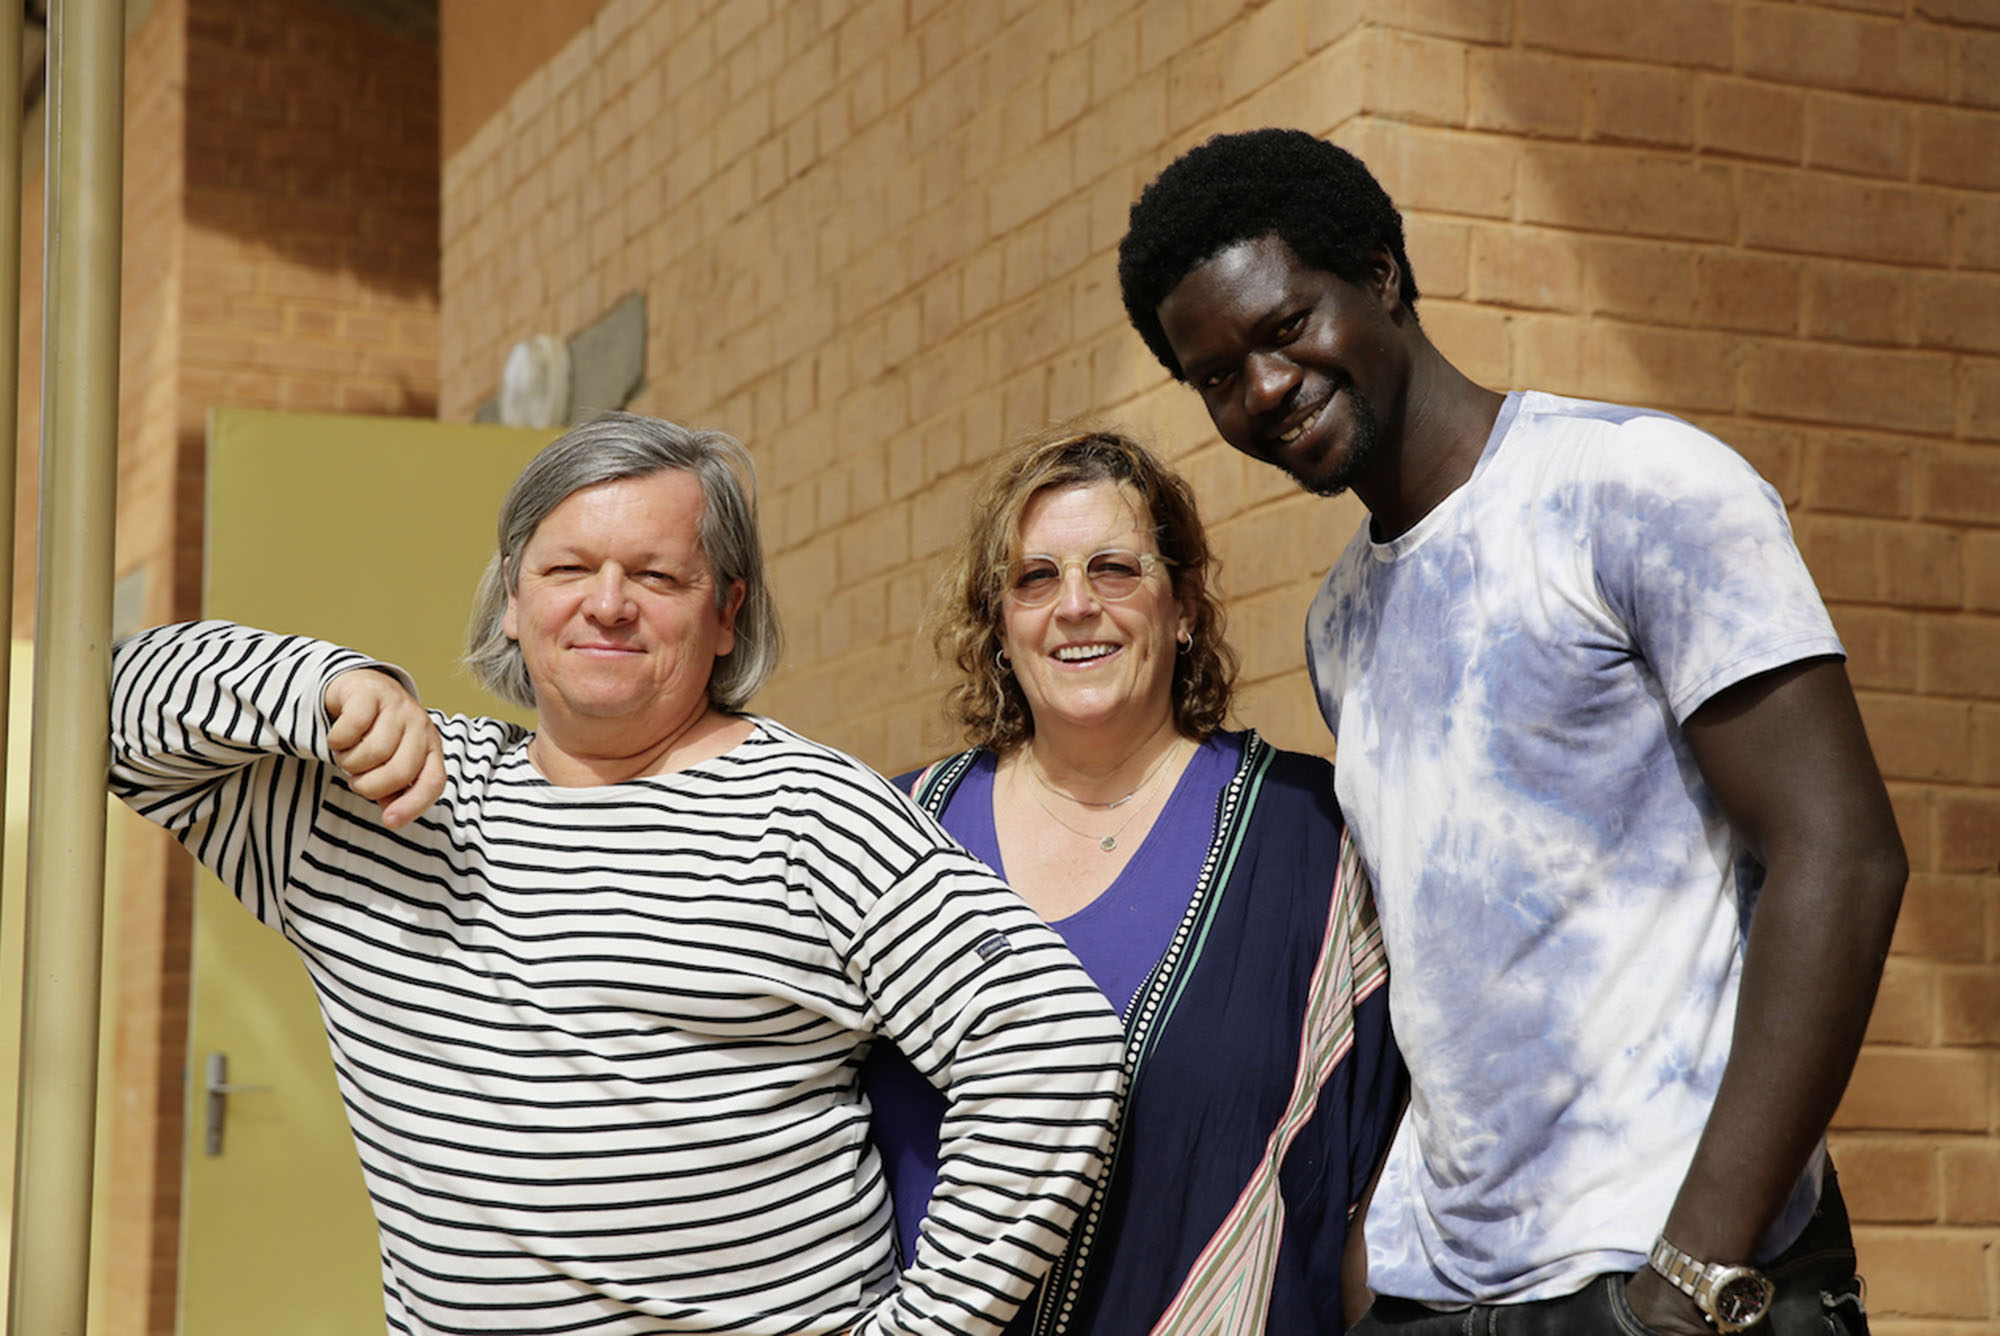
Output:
[863, 426, 1403, 1335]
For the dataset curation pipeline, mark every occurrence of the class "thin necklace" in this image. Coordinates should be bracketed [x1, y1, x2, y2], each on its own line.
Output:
[1024, 738, 1177, 809]
[1020, 739, 1180, 852]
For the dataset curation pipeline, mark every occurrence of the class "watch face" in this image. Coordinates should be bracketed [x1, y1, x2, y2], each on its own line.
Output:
[1714, 1273, 1775, 1324]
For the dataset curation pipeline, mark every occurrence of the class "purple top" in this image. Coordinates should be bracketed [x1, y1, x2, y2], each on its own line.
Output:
[867, 734, 1242, 1264]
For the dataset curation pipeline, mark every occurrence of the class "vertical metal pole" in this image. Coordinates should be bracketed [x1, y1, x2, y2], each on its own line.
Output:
[9, 0, 124, 1331]
[0, 0, 28, 847]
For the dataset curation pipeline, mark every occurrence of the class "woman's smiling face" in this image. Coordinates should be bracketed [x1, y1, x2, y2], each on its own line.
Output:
[998, 480, 1187, 740]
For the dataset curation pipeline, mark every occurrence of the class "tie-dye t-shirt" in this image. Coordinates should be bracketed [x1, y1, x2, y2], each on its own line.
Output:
[1307, 391, 1842, 1303]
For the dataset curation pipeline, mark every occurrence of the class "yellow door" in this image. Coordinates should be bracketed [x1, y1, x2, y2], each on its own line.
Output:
[180, 410, 554, 1336]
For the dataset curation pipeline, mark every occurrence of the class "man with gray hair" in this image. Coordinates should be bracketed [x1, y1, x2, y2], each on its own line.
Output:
[109, 411, 1126, 1336]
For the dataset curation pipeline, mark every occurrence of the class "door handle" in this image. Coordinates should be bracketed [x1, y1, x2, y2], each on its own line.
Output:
[202, 1052, 271, 1157]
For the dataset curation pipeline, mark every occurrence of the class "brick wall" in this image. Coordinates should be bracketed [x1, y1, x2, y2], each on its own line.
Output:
[438, 0, 2000, 1324]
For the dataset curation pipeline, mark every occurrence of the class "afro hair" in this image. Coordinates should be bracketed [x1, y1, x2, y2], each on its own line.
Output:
[1117, 129, 1419, 380]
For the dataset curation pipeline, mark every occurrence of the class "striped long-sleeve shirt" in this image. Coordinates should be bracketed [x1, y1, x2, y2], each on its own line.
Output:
[110, 621, 1125, 1336]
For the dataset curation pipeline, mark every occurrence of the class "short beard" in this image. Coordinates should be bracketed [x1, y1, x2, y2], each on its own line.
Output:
[1294, 382, 1385, 498]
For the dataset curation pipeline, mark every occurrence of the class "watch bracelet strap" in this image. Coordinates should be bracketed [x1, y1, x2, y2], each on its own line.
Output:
[1648, 1235, 1710, 1302]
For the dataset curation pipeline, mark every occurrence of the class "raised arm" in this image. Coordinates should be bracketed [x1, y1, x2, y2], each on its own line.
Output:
[110, 619, 442, 919]
[1623, 657, 1906, 1332]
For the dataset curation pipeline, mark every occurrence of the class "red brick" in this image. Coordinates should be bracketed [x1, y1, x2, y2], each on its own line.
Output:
[1245, 48, 1375, 156]
[1882, 524, 1966, 610]
[1072, 76, 1165, 183]
[1353, 125, 1516, 221]
[1518, 0, 1730, 67]
[1837, 1048, 1989, 1131]
[1962, 29, 2000, 109]
[984, 4, 1066, 99]
[1918, 0, 2000, 26]
[1893, 874, 1988, 963]
[1517, 145, 1734, 242]
[1421, 303, 1510, 389]
[1971, 534, 2000, 615]
[1350, 0, 1508, 43]
[1812, 0, 1905, 18]
[1942, 1143, 2000, 1224]
[1866, 956, 1940, 1044]
[1745, 343, 1955, 435]
[1469, 225, 1583, 311]
[1915, 274, 2000, 356]
[1302, 0, 1364, 49]
[1852, 1228, 1991, 1317]
[1740, 6, 1951, 99]
[1697, 77, 1804, 163]
[1921, 448, 2000, 525]
[1356, 28, 1466, 127]
[1517, 317, 1736, 413]
[1807, 93, 1912, 180]
[1959, 196, 2000, 273]
[1134, 0, 1189, 73]
[1807, 433, 1914, 517]
[1942, 962, 2000, 1046]
[1739, 168, 1954, 266]
[1215, 496, 1324, 598]
[1889, 784, 1937, 874]
[1919, 613, 2000, 705]
[1694, 252, 1801, 334]
[1861, 693, 1975, 783]
[1918, 108, 2000, 190]
[1085, 9, 1136, 97]
[1797, 513, 1885, 603]
[1833, 606, 1921, 691]
[1834, 1138, 1940, 1223]
[905, 56, 979, 155]
[1803, 262, 1912, 347]
[1222, 4, 1315, 111]
[1587, 63, 1693, 148]
[1468, 49, 1584, 137]
[1158, 41, 1222, 132]
[985, 134, 1073, 234]
[1232, 583, 1321, 682]
[1406, 217, 1470, 300]
[1937, 791, 2000, 872]
[999, 366, 1051, 441]
[1968, 359, 2000, 443]
[1559, 239, 1681, 324]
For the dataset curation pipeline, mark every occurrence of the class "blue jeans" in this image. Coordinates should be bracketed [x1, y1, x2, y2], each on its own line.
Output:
[1348, 1169, 1868, 1336]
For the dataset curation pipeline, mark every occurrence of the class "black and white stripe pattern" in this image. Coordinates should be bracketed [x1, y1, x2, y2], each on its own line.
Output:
[112, 621, 1124, 1336]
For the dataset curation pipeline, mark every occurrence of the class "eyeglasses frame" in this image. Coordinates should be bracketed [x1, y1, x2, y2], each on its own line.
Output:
[998, 548, 1176, 608]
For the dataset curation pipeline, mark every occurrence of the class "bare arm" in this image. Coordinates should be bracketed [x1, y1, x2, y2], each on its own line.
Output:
[1624, 658, 1905, 1331]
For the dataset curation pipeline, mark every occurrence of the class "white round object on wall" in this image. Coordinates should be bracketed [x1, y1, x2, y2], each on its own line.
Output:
[498, 334, 573, 429]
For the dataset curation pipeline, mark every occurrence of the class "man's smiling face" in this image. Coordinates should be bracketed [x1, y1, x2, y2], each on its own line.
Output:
[502, 469, 743, 743]
[1156, 234, 1406, 500]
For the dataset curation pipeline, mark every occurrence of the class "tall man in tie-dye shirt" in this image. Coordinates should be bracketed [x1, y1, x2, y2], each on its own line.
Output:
[1116, 129, 1906, 1336]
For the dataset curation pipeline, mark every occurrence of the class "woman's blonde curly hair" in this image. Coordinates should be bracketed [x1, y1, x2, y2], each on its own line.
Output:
[930, 427, 1237, 753]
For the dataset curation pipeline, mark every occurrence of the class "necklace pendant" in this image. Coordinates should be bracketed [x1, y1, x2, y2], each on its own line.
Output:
[1099, 834, 1117, 852]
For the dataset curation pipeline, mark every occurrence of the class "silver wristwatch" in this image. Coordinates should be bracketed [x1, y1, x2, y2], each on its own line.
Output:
[1647, 1235, 1776, 1333]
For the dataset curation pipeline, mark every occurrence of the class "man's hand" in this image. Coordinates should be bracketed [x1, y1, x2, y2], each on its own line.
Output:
[1623, 1266, 1713, 1336]
[324, 669, 445, 828]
